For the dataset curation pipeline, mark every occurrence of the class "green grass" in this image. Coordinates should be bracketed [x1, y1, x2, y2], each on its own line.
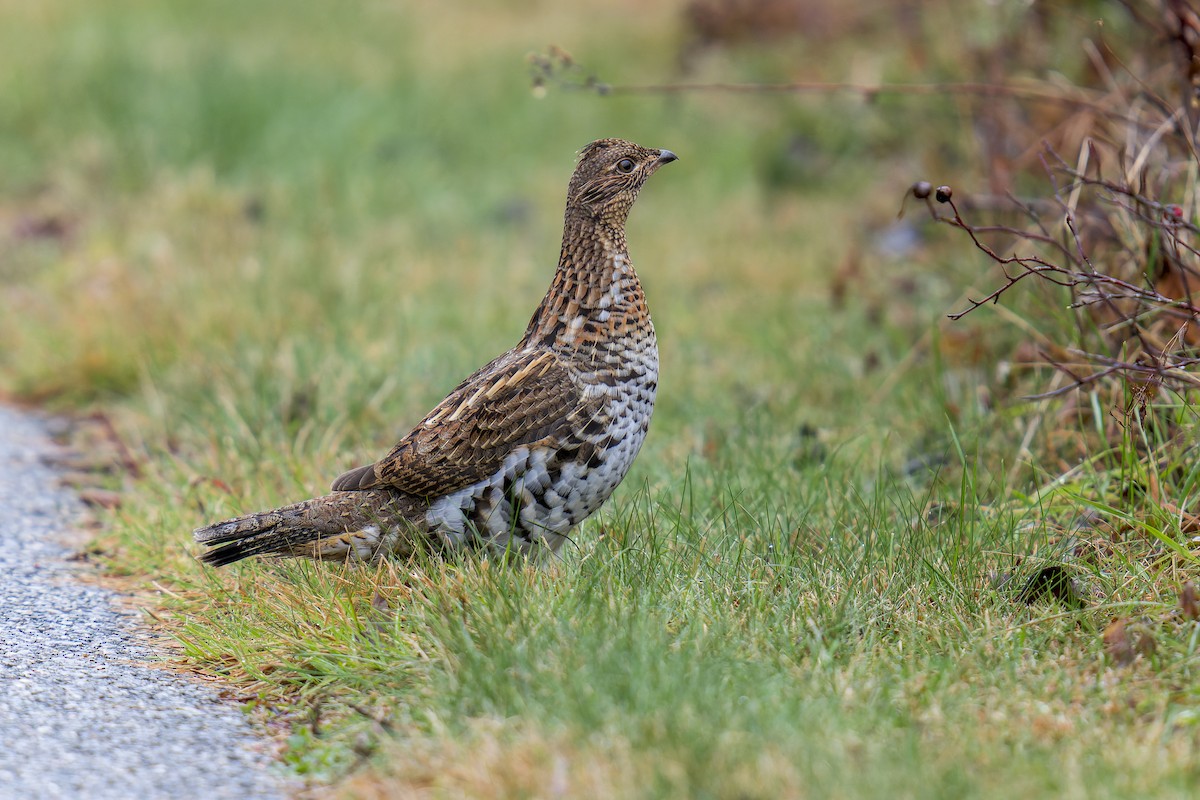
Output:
[3, 0, 1199, 797]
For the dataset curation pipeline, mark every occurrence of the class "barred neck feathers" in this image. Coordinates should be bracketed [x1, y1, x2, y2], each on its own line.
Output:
[523, 211, 647, 350]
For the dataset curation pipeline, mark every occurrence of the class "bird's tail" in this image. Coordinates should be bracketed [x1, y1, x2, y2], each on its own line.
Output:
[193, 489, 419, 566]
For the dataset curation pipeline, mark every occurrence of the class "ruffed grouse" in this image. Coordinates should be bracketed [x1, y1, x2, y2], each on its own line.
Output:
[194, 138, 676, 565]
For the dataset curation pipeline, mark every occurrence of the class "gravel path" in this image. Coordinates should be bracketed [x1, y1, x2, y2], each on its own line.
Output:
[0, 405, 289, 800]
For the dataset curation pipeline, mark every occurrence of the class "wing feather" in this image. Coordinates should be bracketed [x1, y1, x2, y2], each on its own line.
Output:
[331, 348, 584, 498]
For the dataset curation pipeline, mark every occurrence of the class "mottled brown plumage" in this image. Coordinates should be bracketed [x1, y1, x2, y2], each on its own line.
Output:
[194, 138, 676, 566]
[329, 349, 585, 497]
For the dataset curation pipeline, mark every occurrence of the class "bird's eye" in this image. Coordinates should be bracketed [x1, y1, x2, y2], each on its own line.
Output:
[616, 158, 635, 173]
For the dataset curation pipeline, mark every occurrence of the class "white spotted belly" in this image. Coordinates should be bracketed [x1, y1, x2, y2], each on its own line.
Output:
[421, 344, 657, 555]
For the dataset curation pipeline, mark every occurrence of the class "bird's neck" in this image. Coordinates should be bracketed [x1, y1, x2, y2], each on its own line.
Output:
[521, 210, 649, 352]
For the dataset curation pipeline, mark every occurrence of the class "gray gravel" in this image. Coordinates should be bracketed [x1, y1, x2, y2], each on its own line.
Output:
[0, 405, 290, 800]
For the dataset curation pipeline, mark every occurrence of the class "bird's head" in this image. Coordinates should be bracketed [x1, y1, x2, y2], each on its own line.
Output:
[566, 138, 677, 225]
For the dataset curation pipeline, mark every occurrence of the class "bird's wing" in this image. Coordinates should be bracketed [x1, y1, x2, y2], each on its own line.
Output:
[331, 348, 586, 498]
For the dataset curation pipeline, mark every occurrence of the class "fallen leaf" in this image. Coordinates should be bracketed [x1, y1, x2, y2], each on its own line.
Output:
[1104, 618, 1157, 666]
[1181, 582, 1199, 621]
[1134, 627, 1157, 660]
[1104, 618, 1135, 666]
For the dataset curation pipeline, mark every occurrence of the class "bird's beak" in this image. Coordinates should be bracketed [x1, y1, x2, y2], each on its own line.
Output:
[656, 149, 678, 165]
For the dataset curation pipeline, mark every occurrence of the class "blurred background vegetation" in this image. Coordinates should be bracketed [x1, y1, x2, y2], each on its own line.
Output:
[0, 0, 1018, 443]
[4, 0, 1200, 797]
